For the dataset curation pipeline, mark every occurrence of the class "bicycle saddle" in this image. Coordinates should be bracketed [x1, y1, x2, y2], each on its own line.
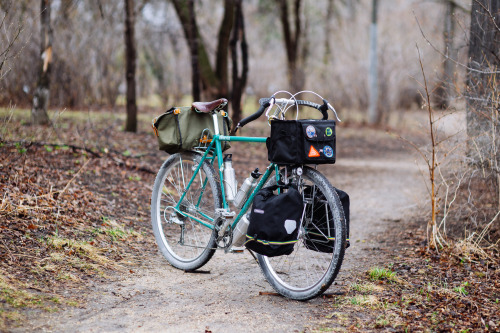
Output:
[192, 98, 228, 113]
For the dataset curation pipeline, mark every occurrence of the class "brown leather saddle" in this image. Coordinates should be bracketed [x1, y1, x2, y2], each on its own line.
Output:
[192, 98, 228, 113]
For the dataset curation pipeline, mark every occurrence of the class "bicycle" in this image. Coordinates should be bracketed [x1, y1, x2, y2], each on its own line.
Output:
[151, 91, 348, 301]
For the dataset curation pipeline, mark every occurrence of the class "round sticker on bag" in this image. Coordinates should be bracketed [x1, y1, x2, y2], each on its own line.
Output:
[323, 145, 334, 158]
[306, 125, 316, 138]
[325, 127, 333, 137]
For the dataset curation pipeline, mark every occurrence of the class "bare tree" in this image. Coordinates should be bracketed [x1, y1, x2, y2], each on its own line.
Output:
[0, 2, 24, 83]
[187, 0, 200, 101]
[278, 0, 306, 92]
[466, 0, 499, 197]
[31, 0, 52, 125]
[367, 0, 379, 125]
[124, 0, 137, 132]
[433, 0, 469, 109]
[323, 0, 334, 66]
[230, 0, 248, 126]
[171, 0, 235, 101]
[440, 0, 458, 109]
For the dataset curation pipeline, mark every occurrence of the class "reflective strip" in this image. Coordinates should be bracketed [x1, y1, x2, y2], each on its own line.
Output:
[245, 234, 298, 245]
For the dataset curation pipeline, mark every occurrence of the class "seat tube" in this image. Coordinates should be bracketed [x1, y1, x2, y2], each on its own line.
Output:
[212, 112, 228, 208]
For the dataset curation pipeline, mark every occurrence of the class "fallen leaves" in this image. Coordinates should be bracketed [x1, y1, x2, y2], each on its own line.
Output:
[0, 132, 159, 328]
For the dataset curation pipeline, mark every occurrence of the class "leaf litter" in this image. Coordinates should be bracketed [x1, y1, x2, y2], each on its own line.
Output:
[0, 109, 498, 331]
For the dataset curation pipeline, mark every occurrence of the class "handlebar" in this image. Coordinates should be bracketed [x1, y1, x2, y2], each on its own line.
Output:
[233, 97, 335, 134]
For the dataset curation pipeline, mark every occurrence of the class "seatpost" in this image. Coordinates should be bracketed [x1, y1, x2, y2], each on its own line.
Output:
[212, 112, 220, 135]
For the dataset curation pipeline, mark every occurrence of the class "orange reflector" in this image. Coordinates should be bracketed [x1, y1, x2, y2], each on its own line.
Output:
[308, 146, 320, 157]
[200, 135, 212, 144]
[174, 108, 181, 115]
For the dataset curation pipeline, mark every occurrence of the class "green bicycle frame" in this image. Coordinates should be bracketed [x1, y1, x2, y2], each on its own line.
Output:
[173, 113, 280, 231]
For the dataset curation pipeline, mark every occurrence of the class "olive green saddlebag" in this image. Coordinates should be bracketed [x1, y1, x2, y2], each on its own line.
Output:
[152, 106, 232, 154]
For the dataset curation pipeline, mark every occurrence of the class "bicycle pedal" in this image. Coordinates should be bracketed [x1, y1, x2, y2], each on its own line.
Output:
[229, 247, 245, 253]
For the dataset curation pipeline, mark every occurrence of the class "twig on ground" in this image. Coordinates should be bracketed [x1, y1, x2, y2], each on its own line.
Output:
[58, 158, 93, 199]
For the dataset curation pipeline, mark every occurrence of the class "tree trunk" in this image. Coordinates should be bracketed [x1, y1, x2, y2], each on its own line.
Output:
[172, 0, 235, 100]
[230, 0, 248, 127]
[279, 0, 305, 93]
[187, 0, 200, 101]
[31, 0, 52, 126]
[124, 0, 137, 133]
[443, 1, 457, 107]
[367, 0, 380, 125]
[323, 0, 334, 66]
[216, 0, 235, 98]
[435, 0, 458, 109]
[466, 0, 500, 175]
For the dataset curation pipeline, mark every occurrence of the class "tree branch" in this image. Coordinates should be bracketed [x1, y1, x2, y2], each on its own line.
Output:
[413, 10, 500, 75]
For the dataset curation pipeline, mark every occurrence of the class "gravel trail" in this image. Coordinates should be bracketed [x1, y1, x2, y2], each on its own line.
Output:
[20, 145, 426, 333]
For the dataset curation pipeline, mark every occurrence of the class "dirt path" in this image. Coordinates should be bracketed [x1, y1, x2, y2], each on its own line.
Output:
[18, 140, 426, 333]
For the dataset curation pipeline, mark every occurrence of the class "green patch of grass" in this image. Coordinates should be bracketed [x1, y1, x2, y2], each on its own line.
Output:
[46, 234, 110, 267]
[0, 309, 23, 331]
[350, 282, 383, 293]
[368, 267, 396, 281]
[128, 175, 141, 181]
[453, 282, 469, 296]
[99, 218, 138, 242]
[65, 300, 80, 307]
[0, 274, 64, 311]
[14, 142, 26, 154]
[349, 295, 379, 307]
[375, 314, 390, 328]
[311, 327, 335, 332]
[105, 227, 127, 241]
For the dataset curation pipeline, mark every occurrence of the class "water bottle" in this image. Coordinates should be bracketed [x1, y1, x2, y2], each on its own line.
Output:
[233, 168, 261, 209]
[223, 154, 237, 202]
[231, 214, 250, 247]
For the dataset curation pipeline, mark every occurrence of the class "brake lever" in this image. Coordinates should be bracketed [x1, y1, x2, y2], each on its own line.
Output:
[327, 102, 341, 122]
[265, 96, 276, 119]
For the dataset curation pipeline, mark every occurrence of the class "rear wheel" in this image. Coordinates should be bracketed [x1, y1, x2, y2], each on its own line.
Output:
[257, 166, 346, 300]
[151, 152, 222, 271]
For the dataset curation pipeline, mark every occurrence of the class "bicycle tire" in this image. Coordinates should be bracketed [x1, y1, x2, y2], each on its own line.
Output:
[151, 152, 222, 271]
[257, 166, 346, 300]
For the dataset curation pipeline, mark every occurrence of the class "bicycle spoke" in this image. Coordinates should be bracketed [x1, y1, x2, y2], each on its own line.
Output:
[151, 152, 220, 271]
[258, 167, 345, 300]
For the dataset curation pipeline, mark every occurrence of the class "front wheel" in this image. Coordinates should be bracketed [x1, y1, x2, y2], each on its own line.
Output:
[151, 152, 222, 271]
[257, 166, 347, 300]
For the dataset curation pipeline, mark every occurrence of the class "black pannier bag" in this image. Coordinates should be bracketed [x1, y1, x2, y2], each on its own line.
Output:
[303, 186, 350, 253]
[266, 119, 336, 165]
[245, 185, 303, 257]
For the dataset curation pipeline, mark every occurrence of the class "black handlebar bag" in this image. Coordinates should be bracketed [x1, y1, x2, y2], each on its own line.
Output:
[267, 119, 336, 165]
[245, 185, 303, 257]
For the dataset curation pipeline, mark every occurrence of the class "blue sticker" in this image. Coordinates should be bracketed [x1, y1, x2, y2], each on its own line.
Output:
[325, 127, 333, 137]
[323, 145, 334, 158]
[306, 125, 316, 138]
